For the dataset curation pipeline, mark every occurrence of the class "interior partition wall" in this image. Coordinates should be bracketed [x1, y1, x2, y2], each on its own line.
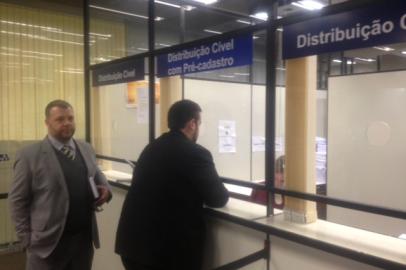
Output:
[86, 0, 406, 236]
[86, 2, 406, 267]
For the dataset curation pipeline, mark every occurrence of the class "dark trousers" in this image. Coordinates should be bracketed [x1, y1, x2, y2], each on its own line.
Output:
[121, 256, 165, 270]
[26, 232, 93, 270]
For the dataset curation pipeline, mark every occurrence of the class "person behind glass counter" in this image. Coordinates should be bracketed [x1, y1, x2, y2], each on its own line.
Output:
[115, 99, 229, 270]
[8, 100, 112, 270]
[251, 155, 285, 208]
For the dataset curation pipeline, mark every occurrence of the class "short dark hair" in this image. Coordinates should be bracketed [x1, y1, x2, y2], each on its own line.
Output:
[45, 100, 73, 118]
[168, 99, 201, 131]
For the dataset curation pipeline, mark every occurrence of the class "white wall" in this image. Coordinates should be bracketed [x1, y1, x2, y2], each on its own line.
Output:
[327, 70, 406, 237]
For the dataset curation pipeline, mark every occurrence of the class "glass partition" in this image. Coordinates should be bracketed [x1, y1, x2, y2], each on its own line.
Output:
[278, 0, 349, 19]
[184, 3, 261, 42]
[183, 31, 267, 183]
[83, 0, 406, 239]
[326, 52, 406, 236]
[279, 3, 406, 230]
[91, 69, 154, 174]
[89, 0, 148, 64]
[184, 78, 252, 181]
[155, 0, 182, 48]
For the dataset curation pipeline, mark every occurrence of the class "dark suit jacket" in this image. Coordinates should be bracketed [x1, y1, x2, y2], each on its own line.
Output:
[115, 130, 229, 270]
[8, 138, 111, 258]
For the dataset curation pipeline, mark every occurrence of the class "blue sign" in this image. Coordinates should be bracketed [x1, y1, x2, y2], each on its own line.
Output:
[283, 1, 406, 59]
[92, 58, 144, 87]
[157, 33, 253, 77]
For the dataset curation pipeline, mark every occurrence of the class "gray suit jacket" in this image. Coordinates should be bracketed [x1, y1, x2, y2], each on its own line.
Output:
[8, 137, 111, 258]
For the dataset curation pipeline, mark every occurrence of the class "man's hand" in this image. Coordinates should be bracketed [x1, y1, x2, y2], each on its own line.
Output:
[95, 185, 110, 207]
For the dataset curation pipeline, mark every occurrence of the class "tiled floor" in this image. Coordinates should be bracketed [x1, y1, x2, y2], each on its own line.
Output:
[0, 252, 25, 270]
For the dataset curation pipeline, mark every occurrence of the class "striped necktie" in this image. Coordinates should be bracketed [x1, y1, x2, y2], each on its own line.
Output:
[61, 145, 75, 160]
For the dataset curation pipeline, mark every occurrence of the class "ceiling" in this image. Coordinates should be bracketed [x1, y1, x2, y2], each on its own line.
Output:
[4, 0, 404, 73]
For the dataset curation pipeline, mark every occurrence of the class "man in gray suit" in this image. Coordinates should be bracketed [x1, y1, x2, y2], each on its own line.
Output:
[9, 100, 112, 270]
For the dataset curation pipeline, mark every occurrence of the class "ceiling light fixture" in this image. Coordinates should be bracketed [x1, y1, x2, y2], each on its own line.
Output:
[90, 5, 147, 19]
[90, 32, 112, 38]
[192, 0, 217, 4]
[373, 46, 395, 52]
[236, 19, 252, 25]
[1, 30, 83, 45]
[292, 1, 324, 11]
[253, 36, 260, 39]
[0, 52, 18, 57]
[0, 20, 60, 31]
[204, 29, 222, 34]
[22, 50, 62, 57]
[250, 12, 268, 21]
[332, 59, 342, 63]
[184, 5, 195, 11]
[157, 43, 171, 47]
[65, 68, 83, 71]
[95, 57, 109, 62]
[89, 5, 163, 21]
[234, 73, 250, 76]
[354, 57, 376, 62]
[43, 29, 83, 37]
[155, 1, 195, 11]
[1, 46, 19, 51]
[22, 55, 53, 61]
[402, 51, 406, 55]
[219, 75, 235, 78]
[60, 70, 83, 74]
[155, 0, 181, 8]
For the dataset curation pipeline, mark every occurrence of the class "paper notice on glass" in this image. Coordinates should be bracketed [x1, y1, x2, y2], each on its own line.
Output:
[316, 137, 327, 153]
[252, 136, 265, 152]
[219, 136, 236, 153]
[275, 137, 285, 153]
[218, 120, 236, 153]
[398, 234, 406, 240]
[218, 120, 236, 137]
[88, 176, 100, 199]
[137, 87, 149, 124]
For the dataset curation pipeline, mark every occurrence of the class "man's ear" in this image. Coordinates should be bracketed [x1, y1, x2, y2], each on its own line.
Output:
[185, 118, 195, 130]
[191, 118, 197, 129]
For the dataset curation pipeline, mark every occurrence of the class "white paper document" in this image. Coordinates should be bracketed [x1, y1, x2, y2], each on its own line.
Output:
[218, 120, 236, 137]
[219, 136, 236, 153]
[218, 120, 237, 153]
[137, 87, 149, 124]
[252, 136, 265, 152]
[88, 176, 100, 199]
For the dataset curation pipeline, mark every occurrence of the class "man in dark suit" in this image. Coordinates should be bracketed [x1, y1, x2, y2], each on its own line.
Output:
[115, 99, 229, 270]
[9, 100, 112, 270]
